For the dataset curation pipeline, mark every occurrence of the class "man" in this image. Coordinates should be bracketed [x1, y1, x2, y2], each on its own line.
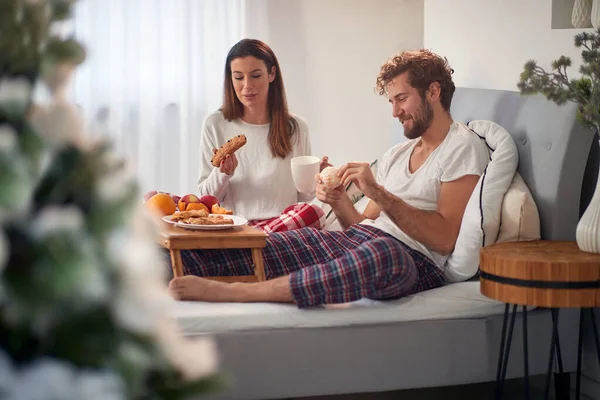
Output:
[169, 49, 489, 308]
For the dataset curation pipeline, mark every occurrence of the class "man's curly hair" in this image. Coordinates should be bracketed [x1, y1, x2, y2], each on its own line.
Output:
[376, 49, 455, 111]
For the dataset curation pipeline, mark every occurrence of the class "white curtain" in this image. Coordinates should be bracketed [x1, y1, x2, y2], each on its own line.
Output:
[71, 0, 248, 196]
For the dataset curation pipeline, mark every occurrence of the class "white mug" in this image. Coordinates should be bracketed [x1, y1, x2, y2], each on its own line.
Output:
[291, 156, 320, 193]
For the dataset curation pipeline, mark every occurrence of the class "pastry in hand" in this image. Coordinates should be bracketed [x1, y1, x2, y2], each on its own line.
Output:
[320, 166, 342, 189]
[211, 134, 247, 167]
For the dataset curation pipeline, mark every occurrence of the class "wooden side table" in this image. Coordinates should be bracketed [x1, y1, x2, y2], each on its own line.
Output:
[480, 240, 600, 400]
[157, 223, 268, 282]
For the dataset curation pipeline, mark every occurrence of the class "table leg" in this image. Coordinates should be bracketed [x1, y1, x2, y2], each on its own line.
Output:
[576, 308, 584, 400]
[496, 304, 510, 383]
[591, 308, 600, 369]
[552, 309, 570, 400]
[544, 308, 560, 400]
[575, 308, 600, 400]
[170, 250, 184, 278]
[496, 304, 518, 400]
[251, 248, 266, 282]
[553, 309, 565, 375]
[523, 306, 530, 400]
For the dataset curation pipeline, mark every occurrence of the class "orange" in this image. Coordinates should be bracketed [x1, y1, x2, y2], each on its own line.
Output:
[211, 204, 233, 215]
[145, 193, 176, 216]
[185, 202, 209, 213]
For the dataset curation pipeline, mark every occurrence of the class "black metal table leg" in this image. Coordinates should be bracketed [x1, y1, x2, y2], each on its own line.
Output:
[523, 306, 530, 400]
[576, 308, 584, 400]
[577, 308, 600, 400]
[552, 309, 570, 400]
[576, 308, 600, 400]
[591, 308, 600, 368]
[496, 304, 518, 400]
[496, 304, 510, 384]
[544, 308, 560, 400]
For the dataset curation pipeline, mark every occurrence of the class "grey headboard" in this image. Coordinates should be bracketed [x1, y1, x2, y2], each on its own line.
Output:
[450, 87, 599, 241]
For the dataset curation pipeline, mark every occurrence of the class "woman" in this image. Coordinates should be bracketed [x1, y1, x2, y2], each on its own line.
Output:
[197, 38, 328, 233]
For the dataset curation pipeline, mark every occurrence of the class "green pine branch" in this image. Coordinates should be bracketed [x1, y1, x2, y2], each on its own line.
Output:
[518, 28, 600, 131]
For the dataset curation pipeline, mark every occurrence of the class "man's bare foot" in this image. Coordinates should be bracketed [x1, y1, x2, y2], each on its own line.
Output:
[169, 276, 227, 301]
[168, 275, 295, 304]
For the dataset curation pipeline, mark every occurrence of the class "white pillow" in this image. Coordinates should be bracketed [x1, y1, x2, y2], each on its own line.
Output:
[444, 120, 519, 282]
[496, 172, 541, 243]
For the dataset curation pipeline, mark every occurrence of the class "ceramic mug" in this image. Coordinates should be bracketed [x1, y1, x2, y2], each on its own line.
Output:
[291, 156, 320, 193]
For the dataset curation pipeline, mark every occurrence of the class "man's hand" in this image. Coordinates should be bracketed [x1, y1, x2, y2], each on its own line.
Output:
[315, 173, 345, 205]
[338, 162, 380, 199]
[320, 156, 333, 172]
[214, 148, 238, 176]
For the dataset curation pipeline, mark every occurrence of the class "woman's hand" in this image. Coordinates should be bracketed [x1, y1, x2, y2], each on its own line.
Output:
[214, 148, 238, 176]
[315, 173, 345, 205]
[338, 162, 379, 199]
[320, 156, 333, 172]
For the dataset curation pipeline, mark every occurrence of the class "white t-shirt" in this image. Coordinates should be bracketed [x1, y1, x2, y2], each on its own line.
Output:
[360, 121, 489, 268]
[197, 111, 313, 220]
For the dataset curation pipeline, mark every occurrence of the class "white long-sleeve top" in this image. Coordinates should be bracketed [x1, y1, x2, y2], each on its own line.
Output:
[197, 111, 314, 221]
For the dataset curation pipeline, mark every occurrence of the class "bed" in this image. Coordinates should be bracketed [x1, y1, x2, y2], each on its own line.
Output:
[167, 87, 599, 400]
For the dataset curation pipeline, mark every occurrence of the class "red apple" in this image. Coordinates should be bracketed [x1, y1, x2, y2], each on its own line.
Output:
[143, 190, 158, 202]
[170, 194, 181, 205]
[199, 195, 219, 210]
[178, 194, 201, 211]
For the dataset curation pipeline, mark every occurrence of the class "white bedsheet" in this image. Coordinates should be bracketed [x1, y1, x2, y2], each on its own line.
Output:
[168, 281, 510, 335]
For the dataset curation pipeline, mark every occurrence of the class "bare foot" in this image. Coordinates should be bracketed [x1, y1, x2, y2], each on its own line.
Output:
[168, 275, 295, 304]
[168, 276, 227, 301]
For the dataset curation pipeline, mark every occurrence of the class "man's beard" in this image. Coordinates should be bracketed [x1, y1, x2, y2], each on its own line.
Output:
[403, 97, 434, 140]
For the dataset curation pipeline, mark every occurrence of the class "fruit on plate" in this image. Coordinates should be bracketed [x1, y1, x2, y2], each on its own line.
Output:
[178, 194, 203, 211]
[144, 190, 180, 205]
[199, 195, 219, 210]
[185, 202, 209, 213]
[143, 190, 158, 201]
[171, 193, 181, 205]
[145, 192, 176, 216]
[211, 204, 233, 215]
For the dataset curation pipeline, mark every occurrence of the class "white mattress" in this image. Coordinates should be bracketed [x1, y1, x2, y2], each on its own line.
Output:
[168, 281, 510, 335]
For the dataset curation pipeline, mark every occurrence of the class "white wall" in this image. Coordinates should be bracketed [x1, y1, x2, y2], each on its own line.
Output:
[424, 1, 599, 396]
[245, 0, 424, 166]
[424, 0, 590, 92]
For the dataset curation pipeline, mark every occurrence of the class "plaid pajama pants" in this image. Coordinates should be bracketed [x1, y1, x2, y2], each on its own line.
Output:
[248, 203, 326, 233]
[179, 224, 446, 308]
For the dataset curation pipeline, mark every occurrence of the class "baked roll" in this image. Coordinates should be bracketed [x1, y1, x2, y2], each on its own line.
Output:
[320, 166, 342, 188]
[211, 134, 247, 167]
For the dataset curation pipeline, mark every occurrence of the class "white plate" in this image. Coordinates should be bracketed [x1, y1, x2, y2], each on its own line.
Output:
[164, 214, 248, 230]
[162, 215, 179, 225]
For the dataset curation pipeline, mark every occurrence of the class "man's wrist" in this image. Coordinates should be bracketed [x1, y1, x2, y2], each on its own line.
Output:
[330, 194, 353, 215]
[367, 184, 387, 204]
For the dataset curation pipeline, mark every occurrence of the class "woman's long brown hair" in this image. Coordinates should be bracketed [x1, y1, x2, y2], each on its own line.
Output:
[221, 39, 298, 159]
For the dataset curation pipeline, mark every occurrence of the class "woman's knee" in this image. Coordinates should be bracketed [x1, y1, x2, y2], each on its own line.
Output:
[303, 203, 326, 228]
[281, 202, 326, 230]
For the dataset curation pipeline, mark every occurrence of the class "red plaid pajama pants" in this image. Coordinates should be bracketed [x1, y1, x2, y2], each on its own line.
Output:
[248, 203, 325, 233]
[179, 224, 445, 308]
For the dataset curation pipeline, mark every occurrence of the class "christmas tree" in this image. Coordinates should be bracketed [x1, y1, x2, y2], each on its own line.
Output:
[0, 1, 221, 398]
